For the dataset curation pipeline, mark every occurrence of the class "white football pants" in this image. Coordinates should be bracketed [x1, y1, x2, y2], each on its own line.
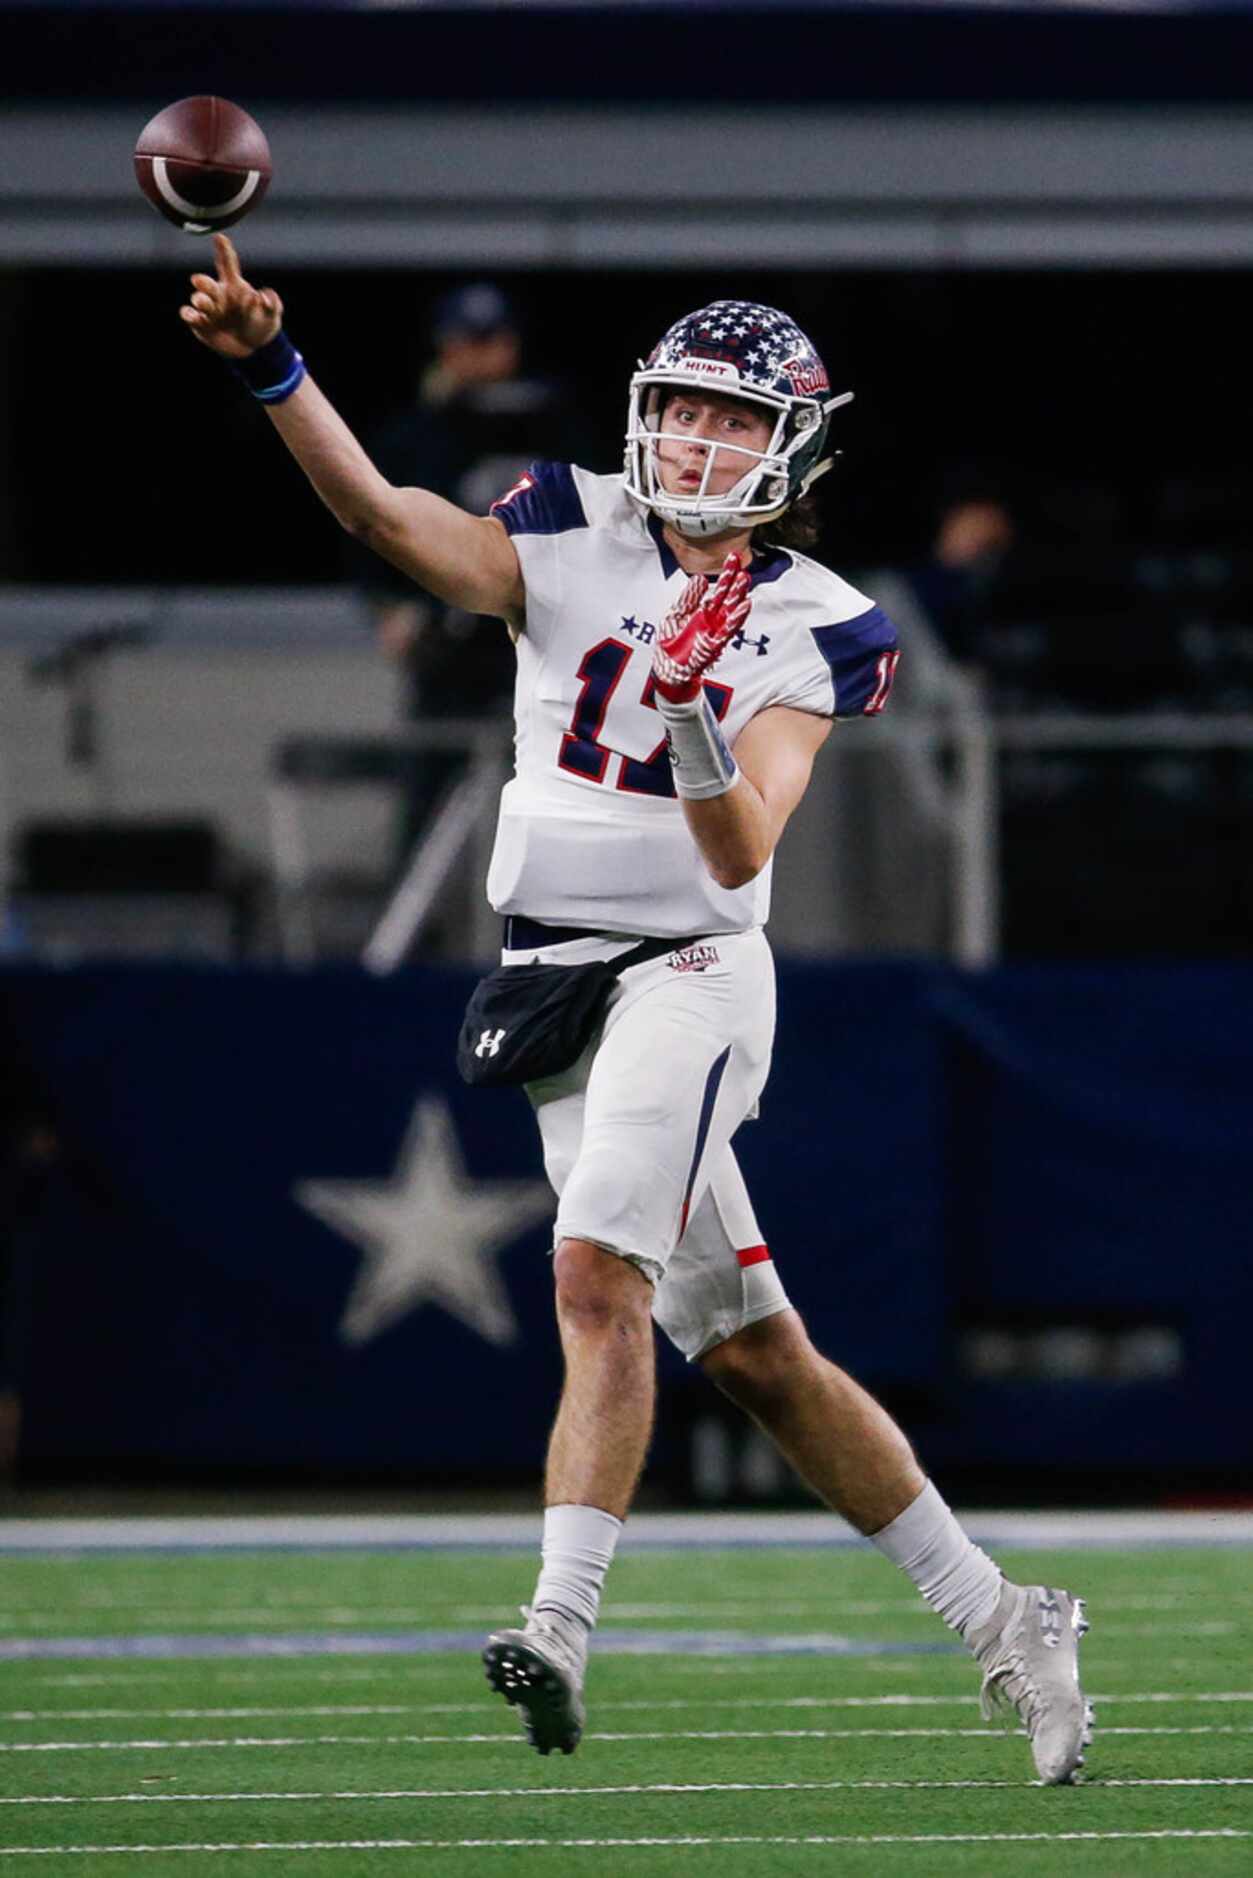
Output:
[520, 927, 791, 1359]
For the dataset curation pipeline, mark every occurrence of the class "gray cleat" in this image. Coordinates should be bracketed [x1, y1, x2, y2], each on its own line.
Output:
[967, 1581, 1094, 1784]
[483, 1605, 588, 1756]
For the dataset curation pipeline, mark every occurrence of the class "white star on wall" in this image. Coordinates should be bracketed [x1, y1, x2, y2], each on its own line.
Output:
[295, 1096, 554, 1348]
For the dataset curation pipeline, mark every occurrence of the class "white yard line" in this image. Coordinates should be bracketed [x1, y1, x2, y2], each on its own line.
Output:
[0, 1619, 1241, 1654]
[21, 1666, 1250, 1698]
[29, 1671, 417, 1688]
[1086, 1622, 1240, 1637]
[0, 1707, 415, 1723]
[0, 1613, 432, 1632]
[0, 1830, 1249, 1856]
[0, 1724, 1247, 1752]
[6, 1608, 1245, 1633]
[1, 1777, 1251, 1808]
[3, 1691, 1252, 1723]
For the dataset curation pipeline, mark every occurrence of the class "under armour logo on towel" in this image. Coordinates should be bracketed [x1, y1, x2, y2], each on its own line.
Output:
[475, 1028, 507, 1058]
[1038, 1591, 1063, 1648]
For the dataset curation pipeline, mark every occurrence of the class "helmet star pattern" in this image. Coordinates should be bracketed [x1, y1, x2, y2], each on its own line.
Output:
[651, 301, 831, 402]
[626, 300, 851, 541]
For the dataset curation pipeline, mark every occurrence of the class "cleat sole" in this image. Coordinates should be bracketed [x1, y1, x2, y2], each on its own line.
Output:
[483, 1635, 583, 1757]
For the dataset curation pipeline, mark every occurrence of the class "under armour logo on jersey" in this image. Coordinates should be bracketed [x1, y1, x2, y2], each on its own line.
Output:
[475, 1028, 507, 1059]
[731, 629, 771, 657]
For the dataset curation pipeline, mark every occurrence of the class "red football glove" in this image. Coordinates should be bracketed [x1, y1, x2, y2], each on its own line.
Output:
[652, 552, 753, 704]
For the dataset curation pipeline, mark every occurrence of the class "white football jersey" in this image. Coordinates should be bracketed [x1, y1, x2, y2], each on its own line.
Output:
[486, 461, 900, 938]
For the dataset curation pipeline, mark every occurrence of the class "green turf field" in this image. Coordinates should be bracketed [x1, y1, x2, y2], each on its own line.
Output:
[0, 1534, 1249, 1875]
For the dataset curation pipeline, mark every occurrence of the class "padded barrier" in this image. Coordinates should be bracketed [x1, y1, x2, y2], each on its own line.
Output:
[0, 961, 1248, 1478]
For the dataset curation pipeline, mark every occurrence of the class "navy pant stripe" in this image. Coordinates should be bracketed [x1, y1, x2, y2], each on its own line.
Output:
[679, 1045, 732, 1238]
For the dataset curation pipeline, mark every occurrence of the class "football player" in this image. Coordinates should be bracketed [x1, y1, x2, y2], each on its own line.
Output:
[181, 238, 1092, 1783]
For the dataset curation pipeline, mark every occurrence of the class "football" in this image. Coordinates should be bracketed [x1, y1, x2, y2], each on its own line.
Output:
[134, 96, 271, 234]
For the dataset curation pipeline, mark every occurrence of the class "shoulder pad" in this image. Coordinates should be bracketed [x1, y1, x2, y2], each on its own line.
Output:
[490, 460, 588, 537]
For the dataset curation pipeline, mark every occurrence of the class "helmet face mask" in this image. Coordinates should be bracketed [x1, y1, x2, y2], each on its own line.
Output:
[624, 301, 852, 541]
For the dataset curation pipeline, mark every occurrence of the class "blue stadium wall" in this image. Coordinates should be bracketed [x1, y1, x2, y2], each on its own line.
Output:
[2, 962, 1249, 1495]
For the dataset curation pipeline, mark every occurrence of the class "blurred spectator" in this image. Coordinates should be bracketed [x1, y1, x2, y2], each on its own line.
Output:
[348, 283, 596, 876]
[905, 477, 1016, 660]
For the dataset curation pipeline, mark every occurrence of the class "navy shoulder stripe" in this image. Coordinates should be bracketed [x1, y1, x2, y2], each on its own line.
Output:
[811, 605, 901, 718]
[490, 460, 588, 537]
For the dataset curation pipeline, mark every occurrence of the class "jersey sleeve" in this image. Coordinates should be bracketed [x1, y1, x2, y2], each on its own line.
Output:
[806, 605, 901, 719]
[489, 460, 587, 537]
[489, 461, 589, 634]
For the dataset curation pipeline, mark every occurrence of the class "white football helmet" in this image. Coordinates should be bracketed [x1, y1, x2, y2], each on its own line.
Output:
[624, 300, 852, 540]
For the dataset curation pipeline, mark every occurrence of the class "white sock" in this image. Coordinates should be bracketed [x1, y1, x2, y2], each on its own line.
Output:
[869, 1479, 1003, 1637]
[532, 1503, 623, 1631]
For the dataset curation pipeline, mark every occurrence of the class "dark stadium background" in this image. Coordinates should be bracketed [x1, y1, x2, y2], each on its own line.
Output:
[7, 268, 1250, 584]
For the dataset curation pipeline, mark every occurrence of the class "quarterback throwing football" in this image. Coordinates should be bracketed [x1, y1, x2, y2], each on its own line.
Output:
[182, 238, 1091, 1782]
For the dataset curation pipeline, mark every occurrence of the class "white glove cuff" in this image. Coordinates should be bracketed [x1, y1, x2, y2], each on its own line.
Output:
[655, 690, 740, 800]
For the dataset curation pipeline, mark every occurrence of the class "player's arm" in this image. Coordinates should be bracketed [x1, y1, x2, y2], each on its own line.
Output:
[684, 706, 831, 890]
[651, 553, 830, 888]
[179, 235, 525, 624]
[260, 372, 524, 620]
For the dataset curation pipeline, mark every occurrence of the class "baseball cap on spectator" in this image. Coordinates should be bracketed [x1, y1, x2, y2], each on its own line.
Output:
[433, 284, 517, 342]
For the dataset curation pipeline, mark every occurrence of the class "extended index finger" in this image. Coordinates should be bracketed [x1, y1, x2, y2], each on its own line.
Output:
[213, 233, 242, 283]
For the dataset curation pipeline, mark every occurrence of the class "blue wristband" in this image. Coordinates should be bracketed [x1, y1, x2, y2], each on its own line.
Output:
[230, 331, 306, 404]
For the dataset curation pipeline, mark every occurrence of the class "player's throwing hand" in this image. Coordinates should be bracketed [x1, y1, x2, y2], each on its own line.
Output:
[180, 233, 283, 359]
[652, 552, 752, 703]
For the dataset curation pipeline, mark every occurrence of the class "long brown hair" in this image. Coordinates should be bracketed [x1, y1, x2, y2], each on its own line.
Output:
[759, 491, 820, 553]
